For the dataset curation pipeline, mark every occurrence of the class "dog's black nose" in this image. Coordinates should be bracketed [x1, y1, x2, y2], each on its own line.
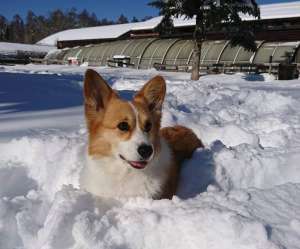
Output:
[137, 144, 153, 159]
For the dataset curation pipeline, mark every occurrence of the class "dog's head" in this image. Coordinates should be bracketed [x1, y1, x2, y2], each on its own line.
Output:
[84, 69, 166, 169]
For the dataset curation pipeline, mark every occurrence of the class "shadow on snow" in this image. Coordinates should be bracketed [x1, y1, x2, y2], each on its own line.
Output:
[0, 73, 84, 114]
[0, 73, 137, 114]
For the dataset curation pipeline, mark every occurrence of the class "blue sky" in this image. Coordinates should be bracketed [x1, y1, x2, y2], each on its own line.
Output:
[0, 0, 298, 21]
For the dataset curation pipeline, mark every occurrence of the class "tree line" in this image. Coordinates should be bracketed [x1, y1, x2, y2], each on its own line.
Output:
[0, 9, 152, 44]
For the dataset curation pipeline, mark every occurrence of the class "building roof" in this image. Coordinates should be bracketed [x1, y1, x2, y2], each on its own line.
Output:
[0, 42, 54, 54]
[37, 1, 300, 46]
[37, 18, 162, 46]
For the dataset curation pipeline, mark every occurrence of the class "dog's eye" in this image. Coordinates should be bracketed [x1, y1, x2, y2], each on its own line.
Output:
[144, 121, 152, 132]
[117, 121, 130, 131]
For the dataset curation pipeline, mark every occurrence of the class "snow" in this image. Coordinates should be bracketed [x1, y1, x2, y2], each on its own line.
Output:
[37, 16, 164, 46]
[38, 1, 300, 46]
[255, 1, 300, 20]
[0, 42, 54, 55]
[1, 64, 300, 249]
[38, 23, 135, 46]
[113, 55, 130, 59]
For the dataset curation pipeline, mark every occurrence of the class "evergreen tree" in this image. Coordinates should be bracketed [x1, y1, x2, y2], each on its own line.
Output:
[25, 10, 36, 43]
[131, 16, 139, 23]
[155, 15, 175, 36]
[34, 15, 49, 42]
[149, 0, 260, 80]
[90, 13, 99, 26]
[0, 15, 8, 41]
[117, 14, 129, 24]
[78, 9, 91, 27]
[66, 8, 78, 28]
[49, 9, 66, 33]
[10, 15, 25, 43]
[99, 18, 114, 26]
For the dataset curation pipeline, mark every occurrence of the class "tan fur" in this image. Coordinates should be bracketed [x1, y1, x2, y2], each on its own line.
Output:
[88, 99, 135, 157]
[161, 125, 204, 163]
[83, 69, 203, 199]
[159, 126, 204, 198]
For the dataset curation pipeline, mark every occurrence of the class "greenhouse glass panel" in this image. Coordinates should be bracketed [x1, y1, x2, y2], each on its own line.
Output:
[187, 41, 212, 65]
[101, 41, 119, 65]
[219, 44, 240, 64]
[175, 40, 194, 65]
[272, 42, 299, 63]
[46, 50, 63, 60]
[123, 39, 155, 68]
[100, 42, 117, 65]
[139, 39, 164, 69]
[253, 43, 276, 63]
[55, 49, 69, 61]
[149, 39, 175, 67]
[164, 40, 186, 64]
[110, 40, 130, 57]
[273, 46, 294, 63]
[85, 46, 96, 62]
[123, 39, 144, 56]
[296, 48, 300, 63]
[88, 43, 107, 65]
[234, 48, 254, 64]
[133, 39, 157, 57]
[78, 46, 93, 63]
[202, 41, 227, 64]
[198, 41, 213, 64]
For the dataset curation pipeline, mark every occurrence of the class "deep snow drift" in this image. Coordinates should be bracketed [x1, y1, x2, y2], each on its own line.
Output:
[0, 64, 300, 249]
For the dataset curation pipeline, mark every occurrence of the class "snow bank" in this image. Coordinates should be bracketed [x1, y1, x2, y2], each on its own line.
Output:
[0, 65, 300, 248]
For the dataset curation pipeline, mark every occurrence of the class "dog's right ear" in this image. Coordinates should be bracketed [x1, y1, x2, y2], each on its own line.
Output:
[84, 69, 116, 121]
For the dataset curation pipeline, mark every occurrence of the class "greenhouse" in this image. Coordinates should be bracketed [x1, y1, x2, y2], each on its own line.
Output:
[45, 38, 300, 70]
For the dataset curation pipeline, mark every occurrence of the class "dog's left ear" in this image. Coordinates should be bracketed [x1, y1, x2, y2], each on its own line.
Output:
[135, 75, 166, 113]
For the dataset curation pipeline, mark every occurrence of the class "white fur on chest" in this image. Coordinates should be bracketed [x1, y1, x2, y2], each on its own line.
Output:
[80, 138, 171, 199]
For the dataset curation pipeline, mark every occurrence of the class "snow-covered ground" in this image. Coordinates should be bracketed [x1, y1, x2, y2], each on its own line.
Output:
[1, 64, 300, 249]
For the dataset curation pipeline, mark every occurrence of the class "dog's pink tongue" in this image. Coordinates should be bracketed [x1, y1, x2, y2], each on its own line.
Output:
[130, 161, 147, 169]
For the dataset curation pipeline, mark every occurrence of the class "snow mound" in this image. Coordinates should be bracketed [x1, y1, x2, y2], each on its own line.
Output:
[1, 67, 300, 248]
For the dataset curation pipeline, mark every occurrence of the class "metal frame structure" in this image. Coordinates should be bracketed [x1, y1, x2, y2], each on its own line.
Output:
[49, 38, 300, 69]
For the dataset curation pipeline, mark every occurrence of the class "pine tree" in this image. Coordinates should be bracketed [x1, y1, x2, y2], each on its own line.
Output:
[117, 14, 129, 24]
[99, 18, 114, 26]
[49, 9, 66, 33]
[66, 8, 78, 28]
[10, 15, 25, 43]
[131, 16, 139, 23]
[78, 9, 91, 27]
[90, 13, 99, 26]
[0, 15, 8, 41]
[25, 11, 36, 43]
[149, 0, 260, 80]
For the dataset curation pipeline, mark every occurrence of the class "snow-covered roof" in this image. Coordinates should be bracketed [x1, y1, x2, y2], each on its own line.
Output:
[259, 1, 300, 20]
[37, 1, 300, 46]
[38, 23, 135, 46]
[37, 18, 161, 46]
[0, 42, 54, 54]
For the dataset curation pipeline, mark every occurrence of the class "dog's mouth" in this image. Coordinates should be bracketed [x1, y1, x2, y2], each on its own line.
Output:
[119, 155, 148, 169]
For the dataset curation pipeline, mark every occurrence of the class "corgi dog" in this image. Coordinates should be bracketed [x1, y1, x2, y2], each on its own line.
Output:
[80, 69, 203, 199]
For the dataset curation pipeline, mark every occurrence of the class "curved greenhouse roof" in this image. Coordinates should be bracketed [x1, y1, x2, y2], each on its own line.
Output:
[46, 38, 300, 69]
